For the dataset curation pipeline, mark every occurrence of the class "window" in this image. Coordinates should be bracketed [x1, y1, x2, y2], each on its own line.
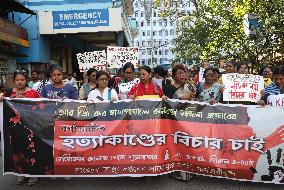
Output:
[159, 22, 162, 26]
[147, 30, 150, 36]
[142, 31, 146, 36]
[154, 11, 157, 17]
[142, 40, 145, 46]
[135, 3, 138, 8]
[147, 41, 151, 46]
[159, 30, 162, 36]
[148, 51, 151, 55]
[147, 21, 150, 26]
[141, 22, 144, 27]
[152, 31, 156, 36]
[170, 29, 174, 35]
[136, 41, 140, 46]
[165, 30, 168, 36]
[165, 49, 169, 55]
[155, 50, 157, 55]
[159, 40, 162, 46]
[135, 12, 138, 17]
[159, 50, 162, 55]
[142, 60, 145, 65]
[153, 21, 156, 26]
[141, 12, 144, 17]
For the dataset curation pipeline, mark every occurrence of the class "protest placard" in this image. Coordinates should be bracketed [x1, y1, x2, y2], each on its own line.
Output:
[107, 46, 139, 69]
[76, 51, 107, 72]
[222, 74, 264, 102]
[198, 67, 205, 83]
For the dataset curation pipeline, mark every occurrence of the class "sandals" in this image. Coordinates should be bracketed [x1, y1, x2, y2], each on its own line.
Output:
[27, 177, 39, 186]
[170, 172, 194, 181]
[16, 176, 27, 185]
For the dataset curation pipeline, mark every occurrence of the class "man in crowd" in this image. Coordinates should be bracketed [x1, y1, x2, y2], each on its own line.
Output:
[28, 70, 40, 88]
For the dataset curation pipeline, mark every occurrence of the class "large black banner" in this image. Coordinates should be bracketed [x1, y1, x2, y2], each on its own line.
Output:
[1, 99, 284, 184]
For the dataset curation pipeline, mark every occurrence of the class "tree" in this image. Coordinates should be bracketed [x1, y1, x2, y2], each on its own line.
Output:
[155, 0, 284, 71]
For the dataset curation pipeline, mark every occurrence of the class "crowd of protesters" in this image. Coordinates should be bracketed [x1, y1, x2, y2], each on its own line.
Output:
[0, 61, 284, 185]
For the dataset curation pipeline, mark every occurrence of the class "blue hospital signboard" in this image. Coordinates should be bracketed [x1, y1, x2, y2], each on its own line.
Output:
[52, 9, 109, 29]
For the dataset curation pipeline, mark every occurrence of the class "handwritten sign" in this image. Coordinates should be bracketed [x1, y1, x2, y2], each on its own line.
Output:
[267, 94, 284, 107]
[107, 46, 139, 69]
[222, 74, 264, 102]
[198, 67, 205, 83]
[76, 51, 107, 72]
[53, 9, 109, 29]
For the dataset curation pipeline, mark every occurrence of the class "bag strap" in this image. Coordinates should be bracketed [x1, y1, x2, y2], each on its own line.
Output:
[108, 88, 112, 101]
[5, 88, 13, 97]
[152, 80, 158, 93]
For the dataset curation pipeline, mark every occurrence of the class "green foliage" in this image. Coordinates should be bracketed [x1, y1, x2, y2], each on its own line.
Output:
[155, 0, 284, 69]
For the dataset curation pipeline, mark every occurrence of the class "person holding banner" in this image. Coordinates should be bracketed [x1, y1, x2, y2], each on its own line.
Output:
[258, 65, 284, 106]
[128, 66, 166, 100]
[41, 66, 79, 99]
[163, 64, 195, 100]
[79, 68, 98, 100]
[0, 70, 40, 185]
[87, 70, 118, 102]
[0, 70, 40, 99]
[116, 62, 139, 100]
[196, 68, 223, 104]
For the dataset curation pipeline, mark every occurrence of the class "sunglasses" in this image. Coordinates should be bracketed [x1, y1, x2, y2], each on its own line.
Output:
[15, 69, 27, 74]
[99, 78, 109, 81]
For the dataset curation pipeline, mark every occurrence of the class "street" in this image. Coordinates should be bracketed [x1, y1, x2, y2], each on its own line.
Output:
[0, 156, 282, 190]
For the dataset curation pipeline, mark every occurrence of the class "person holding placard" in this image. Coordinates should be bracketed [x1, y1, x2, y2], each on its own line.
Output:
[87, 70, 118, 102]
[128, 66, 166, 100]
[258, 65, 284, 106]
[0, 70, 40, 186]
[116, 62, 139, 100]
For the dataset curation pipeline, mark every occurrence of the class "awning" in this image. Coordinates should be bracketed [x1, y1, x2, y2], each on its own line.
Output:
[0, 0, 36, 15]
[0, 49, 28, 58]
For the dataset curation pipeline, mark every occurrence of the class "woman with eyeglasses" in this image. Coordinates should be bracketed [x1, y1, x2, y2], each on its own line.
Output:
[196, 68, 223, 104]
[128, 66, 166, 99]
[87, 70, 118, 102]
[41, 66, 78, 99]
[0, 70, 40, 185]
[79, 68, 98, 100]
[116, 62, 139, 100]
[163, 64, 196, 100]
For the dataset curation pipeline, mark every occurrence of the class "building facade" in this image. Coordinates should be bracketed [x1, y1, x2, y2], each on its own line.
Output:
[13, 0, 134, 75]
[132, 0, 192, 68]
[0, 0, 35, 87]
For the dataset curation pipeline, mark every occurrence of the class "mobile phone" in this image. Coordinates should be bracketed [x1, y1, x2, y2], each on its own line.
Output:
[96, 96, 104, 101]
